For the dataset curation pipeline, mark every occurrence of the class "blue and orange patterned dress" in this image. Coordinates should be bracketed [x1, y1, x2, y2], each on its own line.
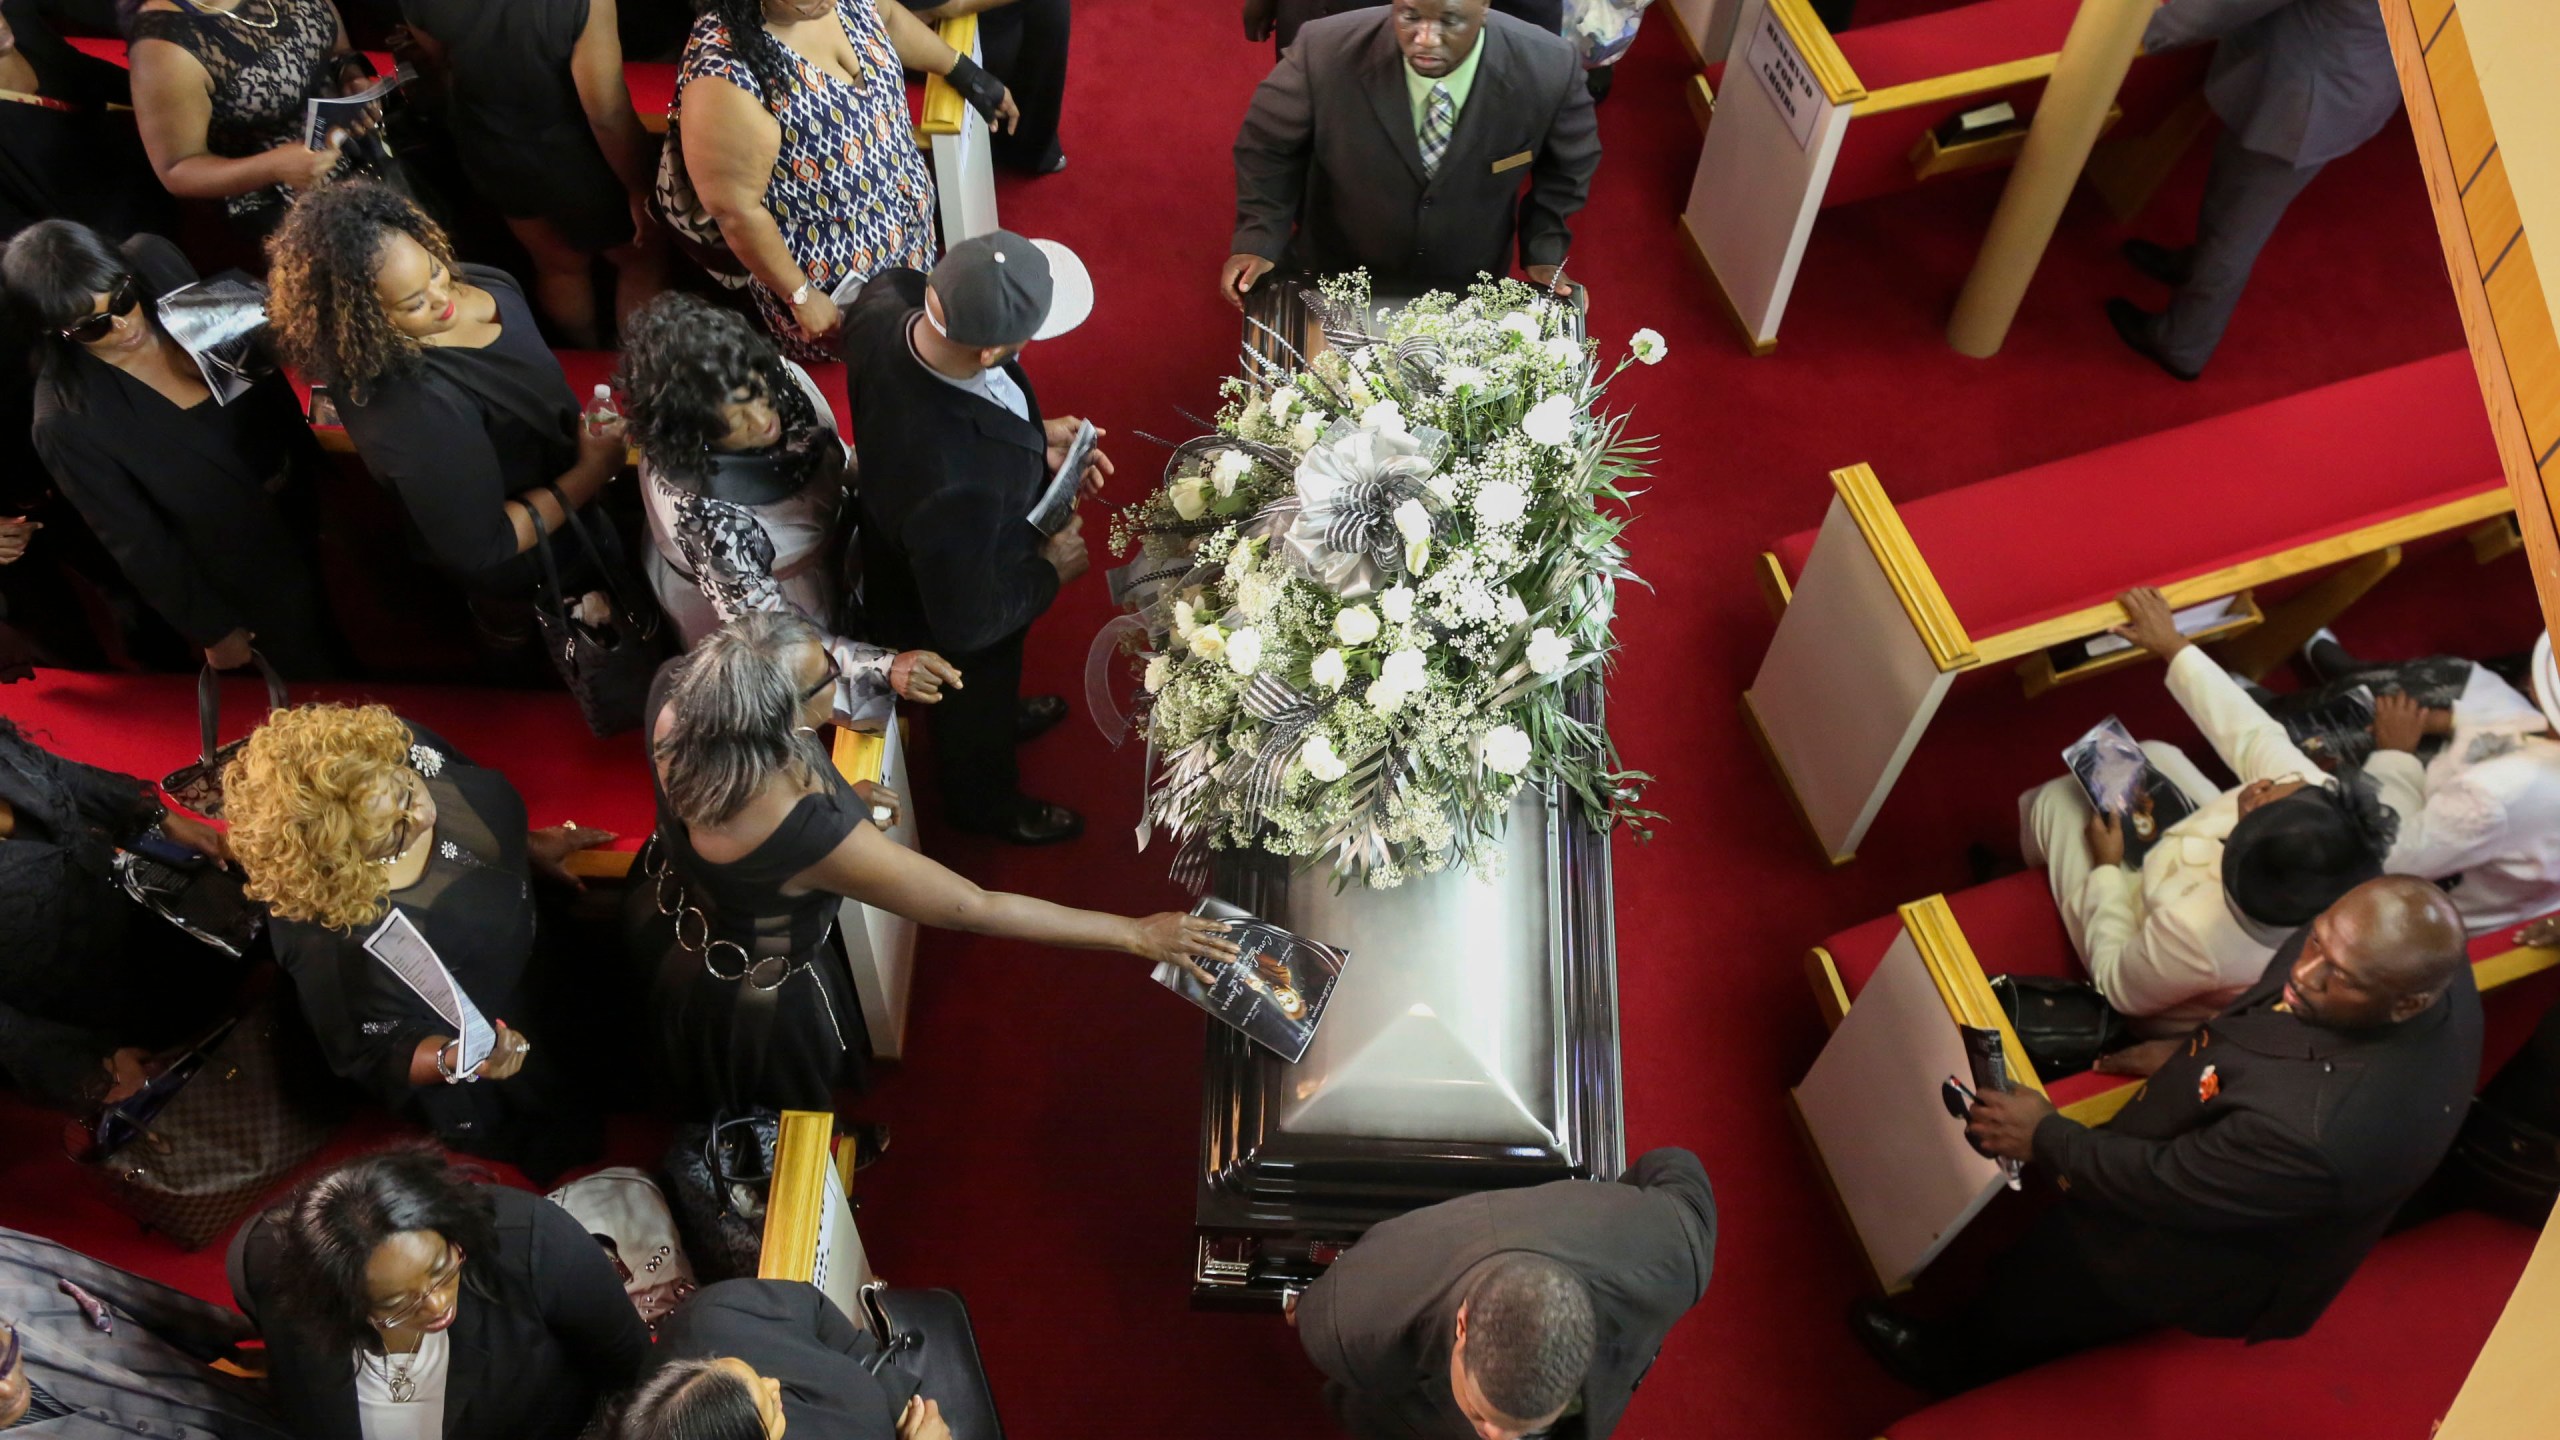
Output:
[675, 0, 937, 364]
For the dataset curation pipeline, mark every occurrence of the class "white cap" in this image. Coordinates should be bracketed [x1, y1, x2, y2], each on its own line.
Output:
[2533, 631, 2559, 735]
[1027, 239, 1093, 341]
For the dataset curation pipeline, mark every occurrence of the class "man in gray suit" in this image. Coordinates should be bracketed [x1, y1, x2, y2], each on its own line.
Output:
[1223, 0, 1601, 310]
[1287, 1147, 1716, 1440]
[2109, 0, 2403, 379]
[1, 1226, 294, 1438]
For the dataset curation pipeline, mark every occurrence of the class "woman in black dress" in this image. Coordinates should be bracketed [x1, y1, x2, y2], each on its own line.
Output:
[266, 180, 622, 640]
[222, 702, 615, 1180]
[395, 0, 665, 348]
[633, 611, 1236, 1116]
[6, 219, 338, 676]
[232, 1147, 650, 1440]
[122, 0, 371, 242]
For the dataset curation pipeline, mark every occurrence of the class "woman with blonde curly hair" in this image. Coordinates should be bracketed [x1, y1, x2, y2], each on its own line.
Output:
[226, 702, 614, 1179]
[265, 179, 622, 639]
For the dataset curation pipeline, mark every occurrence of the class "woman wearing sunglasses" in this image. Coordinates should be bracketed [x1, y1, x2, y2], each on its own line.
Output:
[231, 1147, 649, 1440]
[223, 703, 615, 1181]
[4, 218, 338, 676]
[633, 611, 1239, 1116]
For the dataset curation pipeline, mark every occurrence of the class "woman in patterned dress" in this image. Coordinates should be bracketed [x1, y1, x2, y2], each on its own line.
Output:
[614, 292, 959, 729]
[674, 0, 1016, 365]
[121, 0, 372, 241]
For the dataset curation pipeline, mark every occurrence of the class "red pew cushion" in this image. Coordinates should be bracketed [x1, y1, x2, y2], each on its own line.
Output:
[1881, 1210, 2533, 1439]
[287, 351, 853, 448]
[1, 669, 654, 853]
[1823, 870, 2075, 1003]
[1772, 353, 2502, 639]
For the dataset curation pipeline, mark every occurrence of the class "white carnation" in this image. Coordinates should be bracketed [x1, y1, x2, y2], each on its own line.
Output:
[1236, 570, 1281, 620]
[1334, 604, 1380, 645]
[1360, 399, 1408, 437]
[1441, 363, 1488, 393]
[1473, 479, 1528, 529]
[1310, 648, 1348, 690]
[1171, 598, 1197, 638]
[1378, 648, 1428, 693]
[1188, 624, 1226, 661]
[1478, 724, 1532, 776]
[1211, 449, 1253, 496]
[1378, 584, 1414, 624]
[1427, 474, 1460, 504]
[1543, 335, 1583, 368]
[1268, 387, 1297, 420]
[1521, 394, 1575, 447]
[1392, 498, 1432, 544]
[1629, 328, 1668, 365]
[1169, 477, 1209, 520]
[1298, 731, 1348, 783]
[1143, 654, 1171, 692]
[1498, 311, 1542, 342]
[1525, 626, 1572, 675]
[1224, 627, 1264, 675]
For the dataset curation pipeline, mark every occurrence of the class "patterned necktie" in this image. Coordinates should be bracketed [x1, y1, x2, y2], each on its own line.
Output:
[1419, 82, 1455, 178]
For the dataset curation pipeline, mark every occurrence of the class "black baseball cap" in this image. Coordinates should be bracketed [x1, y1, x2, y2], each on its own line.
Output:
[926, 231, 1093, 348]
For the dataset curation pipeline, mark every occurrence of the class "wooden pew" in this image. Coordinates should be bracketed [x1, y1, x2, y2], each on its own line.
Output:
[1677, 0, 2209, 353]
[1744, 351, 2513, 864]
[756, 1108, 878, 1312]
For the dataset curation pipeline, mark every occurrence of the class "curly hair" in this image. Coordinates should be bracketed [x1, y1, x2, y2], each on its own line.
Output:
[706, 0, 799, 113]
[224, 702, 415, 930]
[265, 179, 459, 402]
[260, 1145, 504, 1353]
[614, 293, 798, 493]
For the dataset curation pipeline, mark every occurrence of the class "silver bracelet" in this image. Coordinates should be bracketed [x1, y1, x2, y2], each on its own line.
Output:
[434, 1040, 475, 1085]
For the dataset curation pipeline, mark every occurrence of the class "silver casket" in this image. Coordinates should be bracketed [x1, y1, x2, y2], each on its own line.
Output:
[1192, 707, 1624, 1308]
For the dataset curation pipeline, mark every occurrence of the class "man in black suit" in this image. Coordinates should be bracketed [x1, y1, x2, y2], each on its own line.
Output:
[1854, 875, 2482, 1393]
[1290, 1147, 1717, 1439]
[1224, 0, 1601, 309]
[841, 231, 1108, 845]
[1242, 0, 1562, 54]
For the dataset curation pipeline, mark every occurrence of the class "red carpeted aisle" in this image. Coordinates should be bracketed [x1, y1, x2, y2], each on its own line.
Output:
[2, 5, 2543, 1438]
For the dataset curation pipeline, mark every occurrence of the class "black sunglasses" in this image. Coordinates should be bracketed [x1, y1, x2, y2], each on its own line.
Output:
[57, 274, 143, 344]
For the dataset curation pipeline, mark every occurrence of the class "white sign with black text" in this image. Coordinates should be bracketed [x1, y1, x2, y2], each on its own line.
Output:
[1746, 7, 1822, 150]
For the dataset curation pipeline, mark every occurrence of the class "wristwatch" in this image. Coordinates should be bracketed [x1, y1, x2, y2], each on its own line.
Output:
[787, 281, 813, 308]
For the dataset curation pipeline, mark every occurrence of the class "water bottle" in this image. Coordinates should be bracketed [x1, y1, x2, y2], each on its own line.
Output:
[584, 383, 620, 437]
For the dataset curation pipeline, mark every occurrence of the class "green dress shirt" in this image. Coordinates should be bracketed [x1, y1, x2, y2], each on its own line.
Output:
[1402, 38, 1486, 140]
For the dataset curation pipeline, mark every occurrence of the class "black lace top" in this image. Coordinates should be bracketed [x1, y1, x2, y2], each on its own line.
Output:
[126, 0, 345, 221]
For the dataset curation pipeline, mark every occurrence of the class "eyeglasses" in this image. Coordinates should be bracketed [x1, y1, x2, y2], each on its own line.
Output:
[0, 1321, 19, 1380]
[801, 649, 842, 704]
[371, 1242, 464, 1330]
[373, 773, 429, 866]
[57, 274, 142, 343]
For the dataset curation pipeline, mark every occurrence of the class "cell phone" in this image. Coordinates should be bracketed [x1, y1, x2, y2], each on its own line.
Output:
[307, 384, 339, 427]
[130, 832, 207, 869]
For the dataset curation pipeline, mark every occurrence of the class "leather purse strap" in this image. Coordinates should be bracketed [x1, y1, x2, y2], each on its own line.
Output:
[196, 650, 288, 767]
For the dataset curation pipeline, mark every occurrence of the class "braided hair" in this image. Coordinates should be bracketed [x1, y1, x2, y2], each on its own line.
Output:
[265, 179, 459, 403]
[706, 0, 800, 113]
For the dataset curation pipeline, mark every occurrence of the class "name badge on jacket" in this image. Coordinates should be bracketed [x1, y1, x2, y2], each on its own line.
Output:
[1491, 150, 1534, 174]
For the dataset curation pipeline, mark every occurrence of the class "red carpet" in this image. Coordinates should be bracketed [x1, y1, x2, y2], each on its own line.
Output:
[1, 6, 2543, 1439]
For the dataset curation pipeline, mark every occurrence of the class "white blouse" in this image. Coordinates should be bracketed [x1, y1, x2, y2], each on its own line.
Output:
[352, 1328, 450, 1440]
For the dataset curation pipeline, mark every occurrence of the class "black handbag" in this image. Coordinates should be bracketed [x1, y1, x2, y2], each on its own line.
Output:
[2446, 1100, 2560, 1228]
[159, 651, 287, 818]
[1987, 975, 2132, 1081]
[528, 501, 663, 737]
[113, 847, 266, 957]
[69, 984, 346, 1249]
[858, 1285, 1008, 1440]
[661, 1108, 781, 1283]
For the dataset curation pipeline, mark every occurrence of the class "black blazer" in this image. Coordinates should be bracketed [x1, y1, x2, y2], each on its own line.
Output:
[841, 268, 1059, 657]
[653, 1279, 918, 1440]
[1296, 1147, 1717, 1440]
[232, 1183, 650, 1440]
[29, 234, 330, 664]
[1233, 8, 1600, 293]
[2032, 937, 2483, 1340]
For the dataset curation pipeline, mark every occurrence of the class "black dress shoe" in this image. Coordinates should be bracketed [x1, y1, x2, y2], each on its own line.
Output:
[2106, 298, 2201, 382]
[1848, 1298, 1959, 1396]
[954, 799, 1084, 846]
[1016, 694, 1069, 744]
[2120, 237, 2194, 287]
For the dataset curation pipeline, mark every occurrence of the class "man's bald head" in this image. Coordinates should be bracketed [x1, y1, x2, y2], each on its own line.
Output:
[2283, 876, 2467, 1031]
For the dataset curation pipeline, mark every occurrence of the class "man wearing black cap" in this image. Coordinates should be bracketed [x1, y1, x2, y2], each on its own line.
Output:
[841, 230, 1107, 844]
[2018, 587, 2407, 1031]
[1852, 875, 2482, 1393]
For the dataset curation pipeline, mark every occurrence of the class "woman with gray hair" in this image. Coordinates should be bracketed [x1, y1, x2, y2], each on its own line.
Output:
[630, 611, 1238, 1115]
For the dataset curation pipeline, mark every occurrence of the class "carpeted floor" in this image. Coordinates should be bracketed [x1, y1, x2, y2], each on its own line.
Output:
[2, 5, 2544, 1438]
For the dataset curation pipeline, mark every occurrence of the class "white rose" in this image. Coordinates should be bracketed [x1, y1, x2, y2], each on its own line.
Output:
[1497, 592, 1529, 626]
[1473, 479, 1528, 529]
[1267, 387, 1296, 420]
[1441, 363, 1488, 393]
[1498, 311, 1542, 342]
[1629, 328, 1668, 365]
[1188, 624, 1227, 661]
[1169, 477, 1209, 520]
[1291, 414, 1327, 450]
[1521, 394, 1575, 447]
[1392, 498, 1432, 544]
[1543, 335, 1583, 367]
[1334, 604, 1380, 645]
[1378, 584, 1414, 624]
[1525, 626, 1572, 675]
[1225, 626, 1264, 675]
[1211, 449, 1253, 496]
[1378, 648, 1428, 694]
[1310, 648, 1348, 690]
[1143, 654, 1171, 693]
[1360, 399, 1407, 437]
[1479, 723, 1532, 776]
[1298, 731, 1348, 783]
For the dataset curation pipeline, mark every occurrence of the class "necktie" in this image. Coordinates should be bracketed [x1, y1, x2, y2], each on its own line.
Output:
[1419, 83, 1455, 178]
